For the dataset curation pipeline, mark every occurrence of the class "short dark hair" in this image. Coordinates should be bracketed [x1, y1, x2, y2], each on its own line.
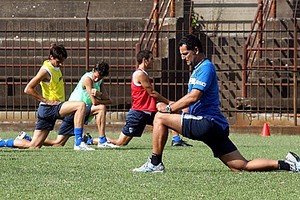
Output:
[49, 43, 68, 60]
[136, 50, 152, 65]
[178, 34, 204, 53]
[94, 61, 109, 76]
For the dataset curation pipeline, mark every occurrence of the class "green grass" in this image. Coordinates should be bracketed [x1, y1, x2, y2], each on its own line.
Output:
[0, 131, 300, 200]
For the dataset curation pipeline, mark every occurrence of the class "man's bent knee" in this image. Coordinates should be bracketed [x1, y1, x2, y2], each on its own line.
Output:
[77, 102, 86, 110]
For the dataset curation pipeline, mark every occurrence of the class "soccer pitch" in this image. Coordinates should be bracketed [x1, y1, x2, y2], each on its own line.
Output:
[0, 131, 299, 200]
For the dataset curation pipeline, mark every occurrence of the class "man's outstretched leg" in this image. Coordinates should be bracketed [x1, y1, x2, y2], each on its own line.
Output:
[220, 150, 300, 172]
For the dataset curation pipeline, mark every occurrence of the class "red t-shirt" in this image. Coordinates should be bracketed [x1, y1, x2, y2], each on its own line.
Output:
[131, 68, 157, 112]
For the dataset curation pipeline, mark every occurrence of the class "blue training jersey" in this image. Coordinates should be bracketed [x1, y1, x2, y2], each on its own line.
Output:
[187, 58, 229, 129]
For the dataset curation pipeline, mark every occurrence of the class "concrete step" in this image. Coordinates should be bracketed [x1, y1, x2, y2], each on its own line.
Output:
[193, 0, 257, 22]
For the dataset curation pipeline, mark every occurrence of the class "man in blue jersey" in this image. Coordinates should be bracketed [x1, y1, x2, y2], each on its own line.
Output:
[133, 34, 300, 173]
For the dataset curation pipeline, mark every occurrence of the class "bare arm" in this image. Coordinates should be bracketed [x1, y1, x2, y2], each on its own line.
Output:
[24, 68, 59, 105]
[93, 81, 112, 105]
[151, 90, 169, 104]
[157, 89, 202, 113]
[83, 78, 112, 105]
[136, 71, 169, 104]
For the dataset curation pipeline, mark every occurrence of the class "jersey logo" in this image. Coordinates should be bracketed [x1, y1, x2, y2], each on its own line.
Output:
[129, 127, 134, 133]
[189, 77, 206, 87]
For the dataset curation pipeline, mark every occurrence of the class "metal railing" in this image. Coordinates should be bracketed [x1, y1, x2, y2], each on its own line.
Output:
[242, 0, 300, 125]
[136, 0, 175, 57]
[0, 0, 299, 127]
[0, 0, 177, 123]
[243, 0, 275, 97]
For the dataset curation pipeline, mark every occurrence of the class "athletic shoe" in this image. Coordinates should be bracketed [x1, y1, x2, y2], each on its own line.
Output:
[285, 152, 300, 172]
[284, 159, 300, 172]
[83, 133, 93, 143]
[97, 141, 119, 148]
[171, 139, 193, 147]
[16, 131, 32, 141]
[286, 152, 300, 163]
[132, 158, 165, 173]
[74, 142, 95, 151]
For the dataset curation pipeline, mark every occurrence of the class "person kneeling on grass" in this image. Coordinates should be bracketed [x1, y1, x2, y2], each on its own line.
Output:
[132, 34, 300, 173]
[17, 62, 118, 148]
[83, 49, 192, 147]
[0, 44, 93, 151]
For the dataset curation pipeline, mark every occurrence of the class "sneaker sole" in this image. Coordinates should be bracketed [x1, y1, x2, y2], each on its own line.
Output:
[97, 146, 119, 148]
[74, 147, 95, 151]
[132, 169, 164, 173]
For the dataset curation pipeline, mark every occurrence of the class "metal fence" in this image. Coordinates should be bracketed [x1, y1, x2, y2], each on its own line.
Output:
[0, 17, 178, 123]
[0, 16, 299, 126]
[198, 18, 300, 126]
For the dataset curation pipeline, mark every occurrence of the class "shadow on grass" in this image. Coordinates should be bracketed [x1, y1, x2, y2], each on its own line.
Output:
[167, 165, 281, 174]
[167, 166, 228, 173]
[0, 149, 40, 153]
[59, 146, 153, 151]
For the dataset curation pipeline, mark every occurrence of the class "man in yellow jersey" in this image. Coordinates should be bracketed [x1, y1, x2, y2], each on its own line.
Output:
[0, 44, 94, 150]
[40, 62, 118, 148]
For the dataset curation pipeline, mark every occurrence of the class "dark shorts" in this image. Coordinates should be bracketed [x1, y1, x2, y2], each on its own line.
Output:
[122, 109, 156, 137]
[35, 103, 64, 131]
[58, 105, 92, 135]
[182, 113, 237, 157]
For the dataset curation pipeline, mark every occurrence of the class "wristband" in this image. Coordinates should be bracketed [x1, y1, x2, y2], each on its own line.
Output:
[165, 104, 172, 113]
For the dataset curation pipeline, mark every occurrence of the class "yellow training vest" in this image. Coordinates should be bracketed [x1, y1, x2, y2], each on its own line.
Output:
[40, 60, 65, 102]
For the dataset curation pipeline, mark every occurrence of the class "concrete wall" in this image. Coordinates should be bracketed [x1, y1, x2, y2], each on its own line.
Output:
[277, 0, 298, 18]
[192, 0, 258, 22]
[193, 0, 295, 21]
[0, 0, 184, 18]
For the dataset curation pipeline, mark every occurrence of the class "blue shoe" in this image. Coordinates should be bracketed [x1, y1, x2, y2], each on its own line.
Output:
[132, 158, 165, 173]
[16, 131, 32, 141]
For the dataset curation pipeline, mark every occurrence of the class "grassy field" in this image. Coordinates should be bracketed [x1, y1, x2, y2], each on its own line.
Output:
[0, 131, 300, 200]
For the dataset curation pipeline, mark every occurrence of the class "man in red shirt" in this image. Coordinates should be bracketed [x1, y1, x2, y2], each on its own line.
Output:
[103, 50, 192, 146]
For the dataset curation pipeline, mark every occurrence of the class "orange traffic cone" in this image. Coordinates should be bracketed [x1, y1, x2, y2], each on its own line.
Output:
[261, 123, 270, 136]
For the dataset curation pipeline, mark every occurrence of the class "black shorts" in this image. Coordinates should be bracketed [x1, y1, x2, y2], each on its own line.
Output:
[122, 109, 155, 137]
[182, 113, 237, 157]
[58, 105, 92, 135]
[35, 103, 64, 131]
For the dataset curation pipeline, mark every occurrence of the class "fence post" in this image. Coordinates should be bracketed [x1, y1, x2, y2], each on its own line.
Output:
[85, 1, 90, 71]
[184, 0, 192, 35]
[293, 17, 298, 126]
[242, 44, 247, 98]
[135, 43, 141, 69]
